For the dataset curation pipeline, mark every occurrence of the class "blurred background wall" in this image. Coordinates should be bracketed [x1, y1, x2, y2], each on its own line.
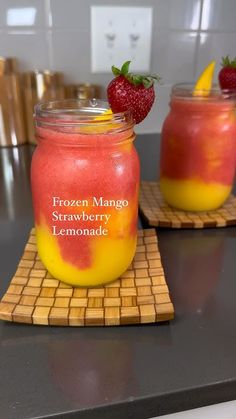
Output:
[0, 0, 235, 134]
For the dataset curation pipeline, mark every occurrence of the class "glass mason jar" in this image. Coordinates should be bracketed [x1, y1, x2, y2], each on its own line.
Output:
[31, 99, 139, 287]
[160, 84, 236, 211]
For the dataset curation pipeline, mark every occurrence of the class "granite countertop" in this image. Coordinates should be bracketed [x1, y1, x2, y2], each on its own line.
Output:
[0, 134, 236, 419]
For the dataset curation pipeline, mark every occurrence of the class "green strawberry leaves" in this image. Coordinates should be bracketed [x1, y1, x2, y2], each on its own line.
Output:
[111, 65, 121, 76]
[121, 60, 131, 75]
[221, 55, 236, 68]
[111, 60, 161, 89]
[131, 75, 143, 85]
[111, 61, 131, 77]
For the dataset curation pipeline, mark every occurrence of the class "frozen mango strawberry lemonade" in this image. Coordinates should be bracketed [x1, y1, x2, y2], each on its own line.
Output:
[160, 61, 236, 211]
[31, 63, 159, 286]
[32, 100, 139, 286]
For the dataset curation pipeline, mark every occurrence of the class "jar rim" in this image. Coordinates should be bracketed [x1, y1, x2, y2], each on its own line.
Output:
[34, 99, 134, 131]
[171, 83, 236, 101]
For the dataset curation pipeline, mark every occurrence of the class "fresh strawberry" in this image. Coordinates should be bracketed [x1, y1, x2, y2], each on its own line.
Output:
[218, 56, 236, 89]
[107, 61, 161, 124]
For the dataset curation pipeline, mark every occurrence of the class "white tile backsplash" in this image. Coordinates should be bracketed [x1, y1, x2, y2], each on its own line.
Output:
[152, 31, 198, 83]
[155, 0, 201, 30]
[50, 29, 90, 81]
[0, 0, 46, 28]
[50, 0, 90, 30]
[0, 30, 49, 70]
[0, 0, 235, 132]
[201, 0, 236, 31]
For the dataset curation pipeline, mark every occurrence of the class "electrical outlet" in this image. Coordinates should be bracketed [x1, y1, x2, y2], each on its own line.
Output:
[91, 6, 153, 73]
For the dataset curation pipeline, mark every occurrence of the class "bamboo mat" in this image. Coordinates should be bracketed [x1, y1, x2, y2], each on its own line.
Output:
[0, 228, 174, 326]
[139, 181, 236, 229]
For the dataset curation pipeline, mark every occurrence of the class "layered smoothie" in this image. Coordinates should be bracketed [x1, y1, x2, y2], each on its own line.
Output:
[160, 87, 236, 211]
[31, 101, 139, 286]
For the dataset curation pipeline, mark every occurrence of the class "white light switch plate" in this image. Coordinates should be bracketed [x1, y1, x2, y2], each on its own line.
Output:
[91, 6, 153, 73]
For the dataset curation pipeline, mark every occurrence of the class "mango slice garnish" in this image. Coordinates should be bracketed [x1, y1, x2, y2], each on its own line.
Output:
[94, 108, 113, 121]
[193, 60, 216, 96]
[80, 108, 120, 133]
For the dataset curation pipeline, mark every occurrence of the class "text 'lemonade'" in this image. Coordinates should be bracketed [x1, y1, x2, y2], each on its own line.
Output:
[160, 85, 236, 211]
[31, 100, 140, 286]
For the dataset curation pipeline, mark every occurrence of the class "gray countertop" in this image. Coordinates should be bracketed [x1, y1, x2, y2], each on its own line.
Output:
[0, 135, 236, 419]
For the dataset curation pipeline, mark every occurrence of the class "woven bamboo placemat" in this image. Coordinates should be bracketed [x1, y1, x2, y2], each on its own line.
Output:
[0, 228, 174, 326]
[139, 181, 236, 229]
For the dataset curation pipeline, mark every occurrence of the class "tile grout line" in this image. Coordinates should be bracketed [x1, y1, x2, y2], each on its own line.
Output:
[193, 0, 205, 80]
[45, 0, 53, 70]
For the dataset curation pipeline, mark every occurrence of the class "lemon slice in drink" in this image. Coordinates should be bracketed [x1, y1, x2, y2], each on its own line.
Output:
[193, 61, 216, 96]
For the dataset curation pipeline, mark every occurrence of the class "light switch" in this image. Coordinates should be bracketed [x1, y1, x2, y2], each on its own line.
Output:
[91, 6, 153, 73]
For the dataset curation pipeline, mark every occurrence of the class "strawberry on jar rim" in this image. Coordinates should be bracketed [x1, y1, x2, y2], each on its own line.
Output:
[218, 56, 236, 90]
[107, 61, 161, 124]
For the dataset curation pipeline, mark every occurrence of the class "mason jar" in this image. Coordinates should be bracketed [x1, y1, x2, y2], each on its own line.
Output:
[160, 84, 236, 211]
[31, 99, 139, 286]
